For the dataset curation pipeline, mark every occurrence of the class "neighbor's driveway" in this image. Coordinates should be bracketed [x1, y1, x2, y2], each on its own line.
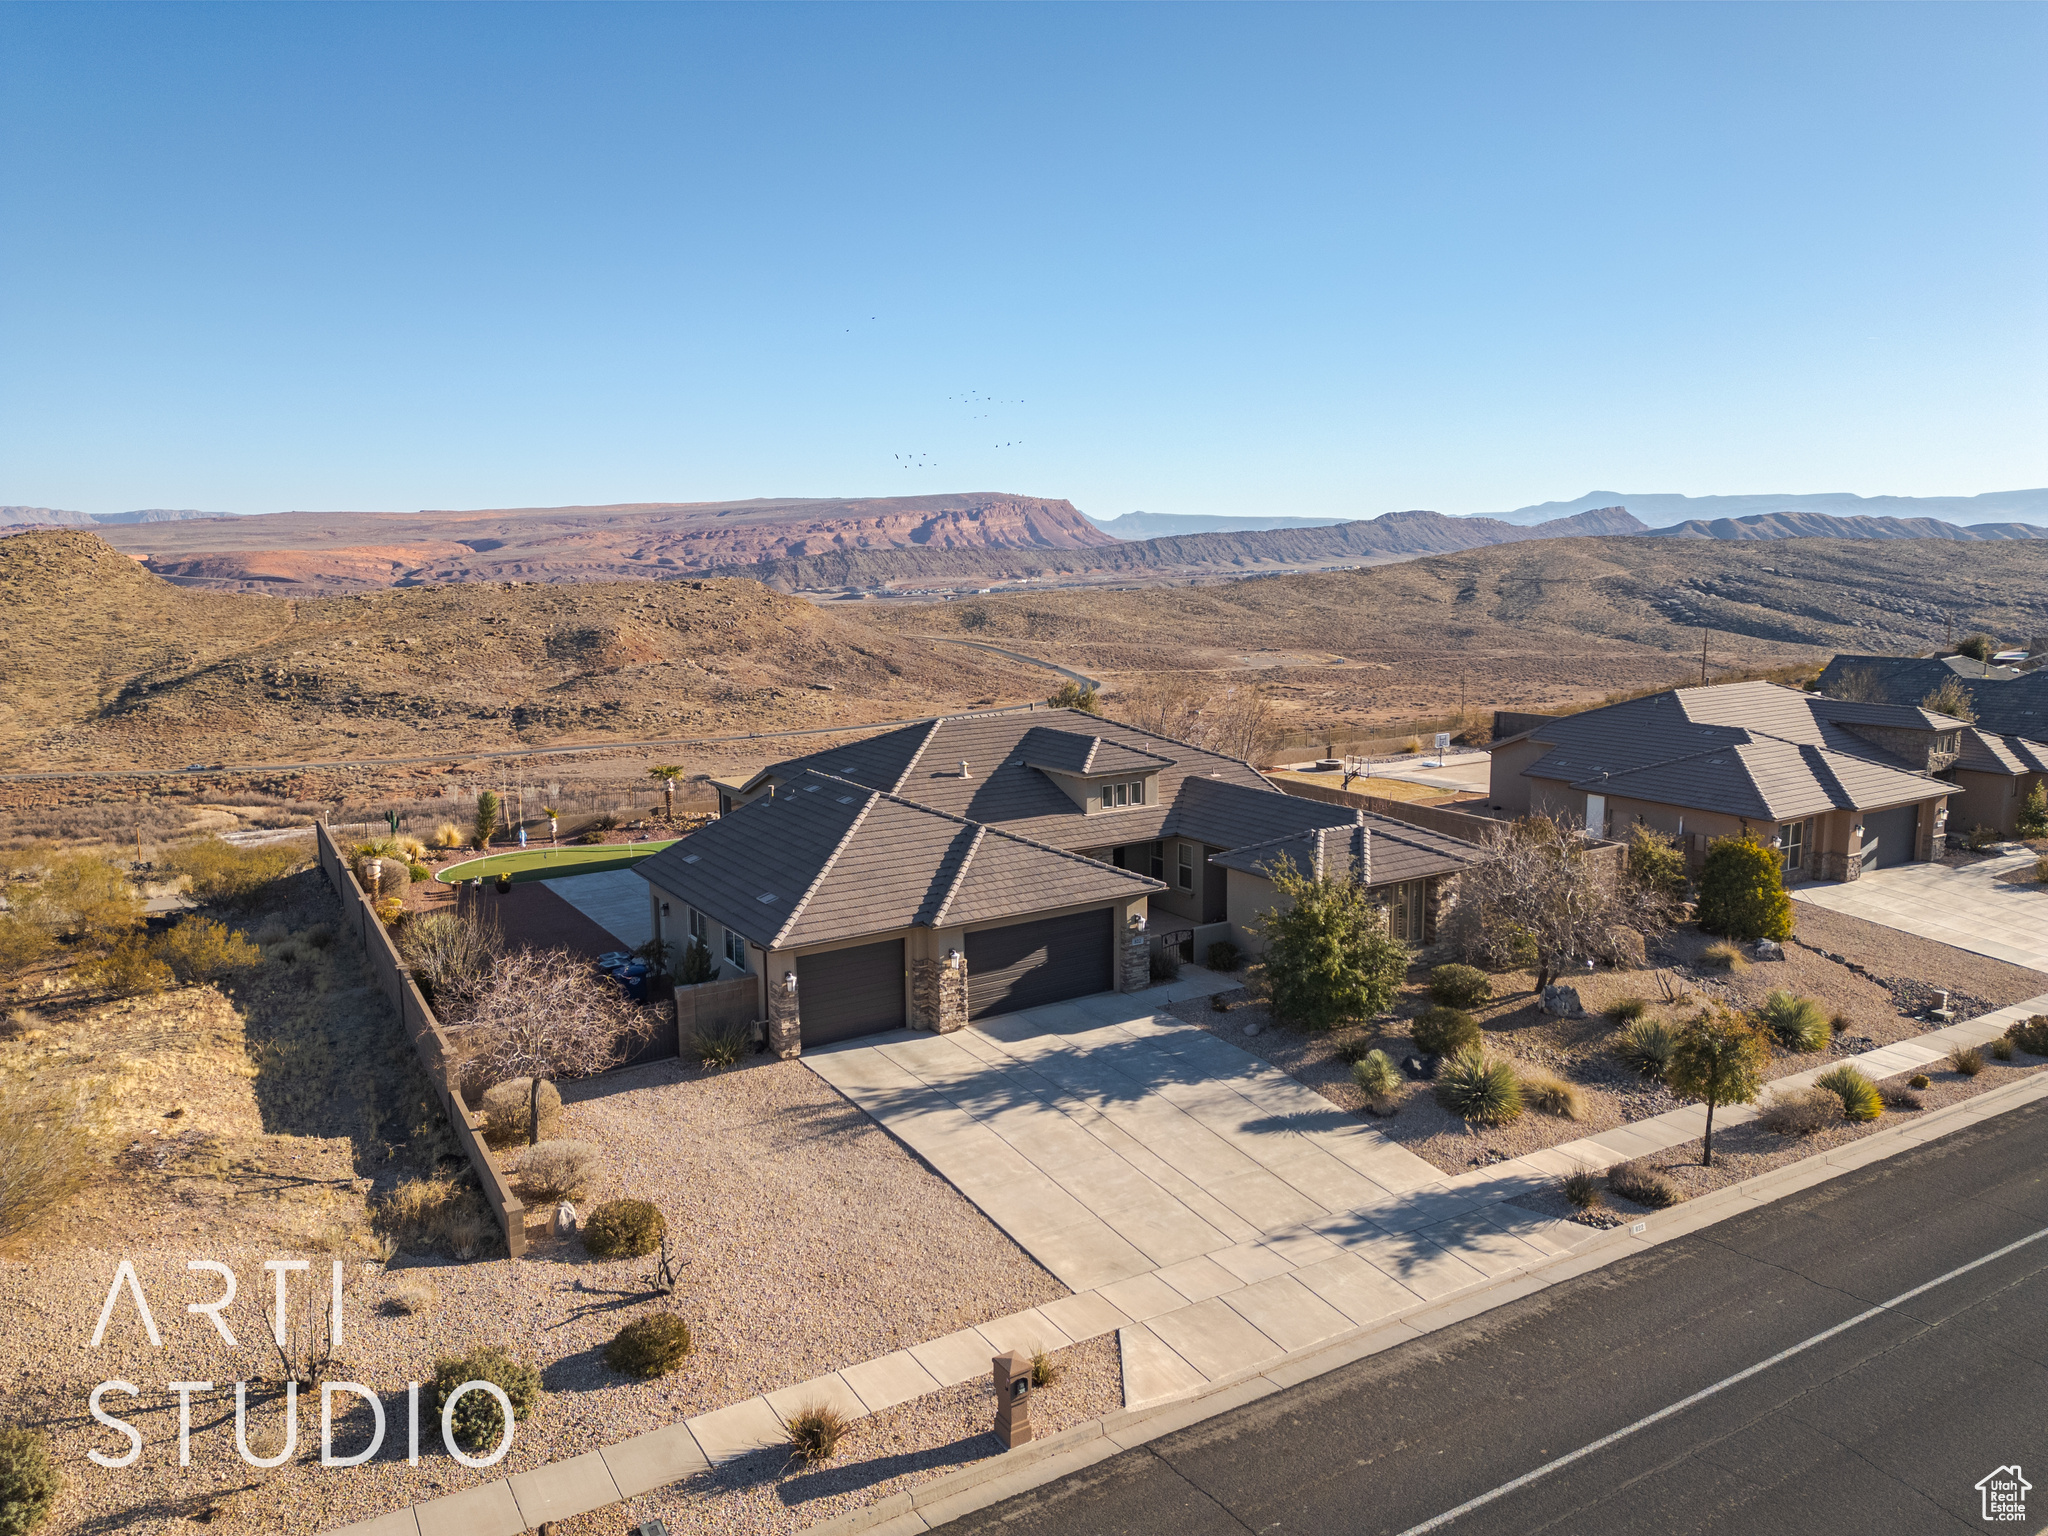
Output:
[1792, 852, 2047, 971]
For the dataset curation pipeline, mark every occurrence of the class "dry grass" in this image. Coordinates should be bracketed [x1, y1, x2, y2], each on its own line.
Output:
[0, 1076, 95, 1239]
[376, 1176, 496, 1259]
[784, 1403, 850, 1464]
[1757, 1086, 1839, 1137]
[515, 1139, 597, 1203]
[1700, 942, 1748, 972]
[1519, 1069, 1585, 1119]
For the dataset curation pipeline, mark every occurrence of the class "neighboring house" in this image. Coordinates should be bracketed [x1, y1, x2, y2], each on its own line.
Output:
[641, 708, 1483, 1053]
[1815, 654, 2048, 836]
[1487, 681, 1963, 882]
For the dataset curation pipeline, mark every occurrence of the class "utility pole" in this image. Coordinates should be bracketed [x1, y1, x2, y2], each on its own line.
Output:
[1700, 626, 1708, 687]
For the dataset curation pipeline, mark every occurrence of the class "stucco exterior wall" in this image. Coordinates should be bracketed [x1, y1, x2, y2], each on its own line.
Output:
[1947, 770, 2024, 838]
[1487, 738, 1554, 813]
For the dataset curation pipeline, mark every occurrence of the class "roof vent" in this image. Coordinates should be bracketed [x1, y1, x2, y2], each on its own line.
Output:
[959, 759, 972, 778]
[681, 854, 700, 864]
[838, 796, 855, 804]
[803, 785, 819, 793]
[757, 893, 778, 904]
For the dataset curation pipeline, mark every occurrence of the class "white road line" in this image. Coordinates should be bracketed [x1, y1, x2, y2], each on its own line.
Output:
[1391, 1223, 2048, 1536]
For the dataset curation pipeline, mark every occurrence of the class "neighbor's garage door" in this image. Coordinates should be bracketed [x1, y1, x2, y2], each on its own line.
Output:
[1861, 804, 1918, 870]
[966, 908, 1115, 1020]
[796, 938, 905, 1046]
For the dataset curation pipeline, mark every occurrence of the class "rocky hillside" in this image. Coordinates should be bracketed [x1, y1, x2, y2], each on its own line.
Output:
[1651, 511, 2048, 542]
[91, 493, 1113, 594]
[0, 530, 1045, 771]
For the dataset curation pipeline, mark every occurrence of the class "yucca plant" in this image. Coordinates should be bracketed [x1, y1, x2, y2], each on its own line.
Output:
[1814, 1064, 1883, 1123]
[1432, 1049, 1523, 1125]
[783, 1402, 848, 1464]
[1615, 1019, 1677, 1079]
[1351, 1049, 1399, 1102]
[1756, 990, 1829, 1053]
[1561, 1166, 1601, 1209]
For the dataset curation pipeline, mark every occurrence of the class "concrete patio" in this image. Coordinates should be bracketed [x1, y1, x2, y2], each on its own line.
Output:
[1792, 850, 2048, 971]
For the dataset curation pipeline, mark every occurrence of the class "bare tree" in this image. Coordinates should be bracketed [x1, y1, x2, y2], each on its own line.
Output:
[1107, 678, 1274, 763]
[1441, 815, 1660, 991]
[443, 948, 656, 1143]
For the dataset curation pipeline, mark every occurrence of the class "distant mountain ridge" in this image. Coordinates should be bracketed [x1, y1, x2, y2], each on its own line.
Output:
[1086, 510, 1351, 538]
[1490, 488, 2048, 528]
[1651, 511, 2048, 543]
[1, 507, 227, 527]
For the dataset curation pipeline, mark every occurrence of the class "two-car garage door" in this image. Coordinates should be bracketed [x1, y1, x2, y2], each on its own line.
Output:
[966, 908, 1115, 1020]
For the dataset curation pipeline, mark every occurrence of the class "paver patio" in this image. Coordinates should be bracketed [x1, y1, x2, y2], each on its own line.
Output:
[1792, 851, 2048, 970]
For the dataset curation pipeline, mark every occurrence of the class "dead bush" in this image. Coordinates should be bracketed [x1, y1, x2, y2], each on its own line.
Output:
[480, 1078, 562, 1148]
[377, 1177, 495, 1260]
[384, 1280, 440, 1316]
[1758, 1087, 1838, 1137]
[1606, 1158, 1679, 1209]
[517, 1140, 596, 1202]
[0, 1077, 95, 1240]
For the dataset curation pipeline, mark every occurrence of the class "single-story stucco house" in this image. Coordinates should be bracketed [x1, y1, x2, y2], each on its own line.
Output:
[1813, 654, 2048, 838]
[1487, 680, 1965, 882]
[636, 708, 1483, 1053]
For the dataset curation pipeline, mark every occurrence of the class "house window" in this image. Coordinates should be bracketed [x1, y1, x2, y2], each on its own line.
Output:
[1148, 840, 1165, 879]
[1382, 881, 1424, 943]
[1177, 843, 1195, 890]
[1779, 818, 1810, 873]
[723, 928, 748, 969]
[688, 907, 707, 942]
[1128, 780, 1144, 805]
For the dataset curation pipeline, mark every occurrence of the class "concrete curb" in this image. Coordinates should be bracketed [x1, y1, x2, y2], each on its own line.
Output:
[797, 1067, 2048, 1536]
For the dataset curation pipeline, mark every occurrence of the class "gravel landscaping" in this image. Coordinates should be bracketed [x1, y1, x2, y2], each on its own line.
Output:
[1175, 913, 2048, 1179]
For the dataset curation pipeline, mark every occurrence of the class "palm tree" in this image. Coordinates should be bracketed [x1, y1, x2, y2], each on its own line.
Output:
[649, 766, 684, 822]
[541, 806, 559, 844]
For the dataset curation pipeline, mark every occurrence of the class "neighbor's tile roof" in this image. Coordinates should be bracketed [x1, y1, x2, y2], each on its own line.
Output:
[635, 769, 1162, 950]
[1576, 738, 1944, 821]
[1956, 728, 2048, 776]
[1209, 810, 1482, 887]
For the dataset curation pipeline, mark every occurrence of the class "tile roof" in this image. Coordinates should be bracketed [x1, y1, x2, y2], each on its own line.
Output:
[1015, 725, 1175, 777]
[1956, 728, 2048, 776]
[1574, 738, 1942, 820]
[1209, 810, 1482, 887]
[635, 770, 1163, 950]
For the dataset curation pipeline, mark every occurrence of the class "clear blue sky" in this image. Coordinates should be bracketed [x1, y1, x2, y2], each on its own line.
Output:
[2, 2, 2042, 520]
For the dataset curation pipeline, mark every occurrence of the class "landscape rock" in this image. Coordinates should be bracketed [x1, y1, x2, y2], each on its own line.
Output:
[552, 1201, 578, 1239]
[1753, 938, 1785, 961]
[1539, 984, 1584, 1018]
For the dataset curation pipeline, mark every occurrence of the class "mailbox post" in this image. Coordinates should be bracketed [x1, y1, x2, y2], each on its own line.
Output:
[992, 1350, 1033, 1449]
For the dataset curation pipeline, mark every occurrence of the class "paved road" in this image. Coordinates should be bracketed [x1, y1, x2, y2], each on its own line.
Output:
[937, 1100, 2048, 1535]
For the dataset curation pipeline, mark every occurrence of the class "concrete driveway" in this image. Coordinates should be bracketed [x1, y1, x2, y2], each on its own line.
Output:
[1792, 852, 2048, 971]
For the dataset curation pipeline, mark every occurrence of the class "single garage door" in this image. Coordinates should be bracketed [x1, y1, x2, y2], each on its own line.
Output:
[1861, 803, 1918, 870]
[966, 908, 1115, 1020]
[795, 938, 905, 1046]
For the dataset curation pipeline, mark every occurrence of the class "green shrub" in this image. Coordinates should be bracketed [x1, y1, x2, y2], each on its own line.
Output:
[1521, 1070, 1584, 1119]
[1814, 1065, 1883, 1123]
[2005, 1016, 2048, 1056]
[1696, 835, 1793, 941]
[1607, 1158, 1679, 1209]
[1350, 1049, 1399, 1101]
[1609, 995, 1649, 1023]
[604, 1313, 693, 1379]
[1411, 1005, 1480, 1057]
[154, 916, 262, 983]
[1432, 1050, 1523, 1124]
[408, 861, 432, 882]
[783, 1402, 848, 1463]
[158, 837, 308, 910]
[1206, 940, 1242, 973]
[1336, 1036, 1373, 1064]
[1561, 1167, 1601, 1209]
[1624, 822, 1688, 903]
[77, 936, 171, 997]
[577, 829, 605, 845]
[690, 1021, 751, 1070]
[1427, 964, 1492, 1009]
[1989, 1036, 2014, 1062]
[1614, 1019, 1677, 1079]
[1956, 632, 1997, 663]
[1908, 1073, 1931, 1090]
[679, 937, 715, 984]
[582, 1199, 666, 1259]
[1047, 679, 1099, 714]
[0, 1424, 63, 1536]
[2017, 782, 2048, 839]
[430, 1346, 540, 1453]
[1756, 990, 1829, 1053]
[0, 915, 53, 979]
[474, 791, 502, 846]
[1949, 1045, 1984, 1077]
[1257, 858, 1410, 1030]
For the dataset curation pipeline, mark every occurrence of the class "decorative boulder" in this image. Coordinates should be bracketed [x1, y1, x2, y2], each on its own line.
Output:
[1539, 984, 1584, 1018]
[1241, 1019, 1262, 1038]
[552, 1201, 579, 1239]
[1753, 938, 1785, 961]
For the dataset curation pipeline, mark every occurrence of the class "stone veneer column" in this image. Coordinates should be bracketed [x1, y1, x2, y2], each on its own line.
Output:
[911, 956, 969, 1033]
[1119, 930, 1150, 992]
[766, 977, 801, 1059]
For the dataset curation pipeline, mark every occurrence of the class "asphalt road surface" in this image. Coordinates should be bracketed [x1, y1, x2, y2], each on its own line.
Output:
[938, 1101, 2048, 1536]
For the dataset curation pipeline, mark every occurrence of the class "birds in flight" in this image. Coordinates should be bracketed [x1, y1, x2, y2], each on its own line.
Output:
[882, 383, 1030, 469]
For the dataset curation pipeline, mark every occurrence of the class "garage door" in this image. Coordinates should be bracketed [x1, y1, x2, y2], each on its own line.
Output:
[966, 908, 1115, 1020]
[1861, 804, 1918, 870]
[795, 939, 905, 1046]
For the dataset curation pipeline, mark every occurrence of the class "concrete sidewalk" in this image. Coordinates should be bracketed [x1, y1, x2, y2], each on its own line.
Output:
[1792, 851, 2048, 971]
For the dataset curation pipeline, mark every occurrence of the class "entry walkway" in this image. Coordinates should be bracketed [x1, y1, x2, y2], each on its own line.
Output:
[1792, 851, 2047, 971]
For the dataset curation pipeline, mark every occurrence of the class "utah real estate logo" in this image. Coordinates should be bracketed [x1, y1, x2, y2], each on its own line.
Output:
[1977, 1465, 2029, 1523]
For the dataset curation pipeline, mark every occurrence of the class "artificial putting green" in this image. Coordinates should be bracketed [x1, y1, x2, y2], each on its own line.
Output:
[434, 840, 678, 885]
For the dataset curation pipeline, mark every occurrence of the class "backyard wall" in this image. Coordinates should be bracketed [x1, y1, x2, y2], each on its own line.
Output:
[315, 823, 528, 1258]
[671, 973, 758, 1046]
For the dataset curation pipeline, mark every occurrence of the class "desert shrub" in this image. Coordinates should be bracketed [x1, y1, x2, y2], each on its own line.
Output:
[578, 829, 606, 845]
[2017, 782, 2047, 839]
[0, 1079, 94, 1241]
[1336, 1036, 1374, 1064]
[432, 822, 464, 849]
[1667, 1007, 1770, 1165]
[1614, 1019, 1677, 1079]
[1562, 1167, 1601, 1209]
[473, 791, 502, 847]
[1814, 1064, 1883, 1122]
[1965, 824, 1998, 853]
[0, 1423, 63, 1536]
[1758, 1087, 1839, 1136]
[595, 810, 621, 831]
[376, 1177, 494, 1259]
[1351, 1049, 1399, 1101]
[1696, 835, 1793, 941]
[582, 1199, 666, 1259]
[783, 1402, 848, 1464]
[1521, 1070, 1584, 1119]
[1609, 995, 1649, 1023]
[1948, 1045, 1984, 1077]
[1149, 946, 1182, 983]
[77, 936, 171, 997]
[304, 922, 335, 949]
[159, 838, 307, 910]
[1432, 1050, 1523, 1124]
[2006, 1016, 2048, 1056]
[1989, 1036, 2014, 1061]
[154, 916, 262, 983]
[1830, 1012, 1851, 1036]
[479, 1078, 562, 1148]
[1700, 942, 1748, 972]
[1206, 940, 1242, 973]
[517, 1140, 596, 1203]
[430, 1345, 540, 1453]
[397, 909, 498, 1009]
[690, 1020, 752, 1070]
[373, 895, 404, 926]
[0, 915, 52, 979]
[1607, 1158, 1679, 1209]
[1879, 1083, 1924, 1111]
[1047, 679, 1100, 714]
[1411, 1005, 1480, 1057]
[1756, 990, 1829, 1053]
[408, 861, 432, 882]
[1029, 1348, 1065, 1388]
[679, 937, 715, 984]
[33, 854, 144, 942]
[385, 1280, 439, 1315]
[1955, 632, 1998, 663]
[1908, 1073, 1931, 1090]
[1623, 821, 1688, 904]
[1254, 858, 1410, 1030]
[1427, 964, 1493, 1009]
[605, 1313, 693, 1379]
